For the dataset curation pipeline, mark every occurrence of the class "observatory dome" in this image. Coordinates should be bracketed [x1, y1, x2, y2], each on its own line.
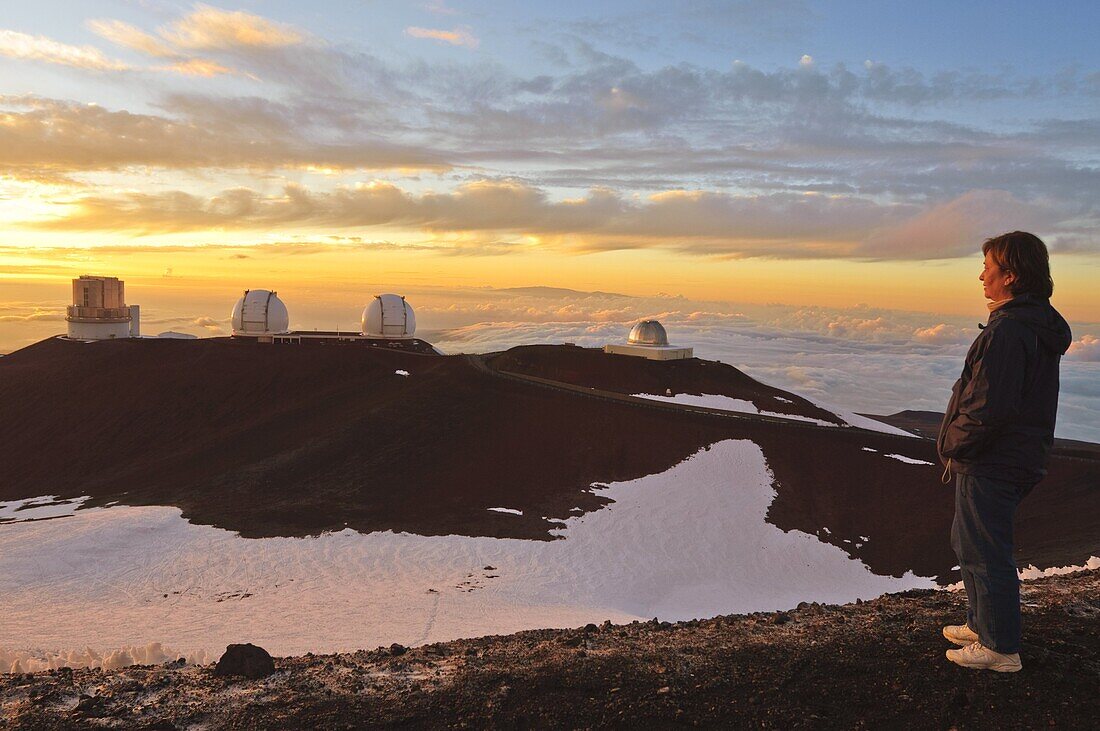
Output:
[231, 289, 289, 336]
[362, 294, 416, 338]
[627, 320, 669, 346]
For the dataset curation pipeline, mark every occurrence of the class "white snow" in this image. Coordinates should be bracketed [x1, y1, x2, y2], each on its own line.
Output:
[1018, 556, 1100, 579]
[487, 507, 523, 515]
[861, 447, 878, 453]
[632, 391, 917, 435]
[883, 454, 935, 466]
[0, 495, 95, 524]
[632, 393, 836, 426]
[798, 396, 917, 437]
[944, 556, 1099, 592]
[0, 440, 933, 669]
[395, 369, 410, 377]
[774, 396, 793, 404]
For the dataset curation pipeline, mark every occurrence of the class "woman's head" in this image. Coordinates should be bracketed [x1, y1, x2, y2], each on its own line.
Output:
[980, 231, 1053, 301]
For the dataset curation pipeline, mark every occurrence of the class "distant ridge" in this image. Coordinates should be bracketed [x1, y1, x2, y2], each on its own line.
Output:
[863, 409, 1100, 460]
[491, 285, 632, 298]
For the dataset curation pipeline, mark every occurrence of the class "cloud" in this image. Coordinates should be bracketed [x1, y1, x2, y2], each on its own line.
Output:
[87, 19, 176, 58]
[405, 26, 479, 49]
[192, 316, 225, 333]
[0, 96, 448, 179]
[0, 309, 65, 322]
[159, 58, 232, 77]
[160, 4, 304, 50]
[87, 19, 233, 77]
[14, 179, 890, 254]
[0, 29, 129, 71]
[21, 178, 1080, 261]
[1066, 334, 1100, 362]
[425, 1, 460, 15]
[912, 323, 970, 345]
[862, 190, 1058, 260]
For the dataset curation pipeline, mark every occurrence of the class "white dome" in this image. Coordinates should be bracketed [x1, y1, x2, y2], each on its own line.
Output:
[627, 320, 669, 346]
[361, 294, 416, 338]
[231, 289, 289, 335]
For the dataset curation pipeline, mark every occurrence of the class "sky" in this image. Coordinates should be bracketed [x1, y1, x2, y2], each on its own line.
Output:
[0, 2, 1098, 433]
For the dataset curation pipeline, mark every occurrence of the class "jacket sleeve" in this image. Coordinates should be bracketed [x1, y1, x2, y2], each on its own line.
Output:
[938, 324, 1029, 461]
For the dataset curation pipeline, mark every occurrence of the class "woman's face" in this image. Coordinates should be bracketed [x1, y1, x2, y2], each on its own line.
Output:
[980, 251, 1015, 301]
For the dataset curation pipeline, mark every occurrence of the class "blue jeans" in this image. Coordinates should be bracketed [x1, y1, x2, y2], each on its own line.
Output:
[950, 473, 1034, 654]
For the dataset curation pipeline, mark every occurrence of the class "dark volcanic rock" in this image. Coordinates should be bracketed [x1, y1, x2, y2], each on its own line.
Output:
[214, 643, 275, 679]
[4, 570, 1099, 730]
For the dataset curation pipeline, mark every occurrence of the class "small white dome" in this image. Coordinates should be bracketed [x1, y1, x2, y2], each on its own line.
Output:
[627, 320, 669, 346]
[362, 294, 416, 338]
[231, 289, 289, 335]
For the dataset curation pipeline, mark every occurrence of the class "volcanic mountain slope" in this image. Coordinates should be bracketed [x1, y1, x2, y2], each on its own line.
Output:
[489, 344, 845, 425]
[0, 337, 1097, 582]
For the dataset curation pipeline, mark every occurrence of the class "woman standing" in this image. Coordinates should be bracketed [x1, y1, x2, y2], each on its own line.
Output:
[936, 231, 1072, 672]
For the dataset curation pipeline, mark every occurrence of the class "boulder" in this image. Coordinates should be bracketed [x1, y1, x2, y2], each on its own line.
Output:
[213, 643, 275, 679]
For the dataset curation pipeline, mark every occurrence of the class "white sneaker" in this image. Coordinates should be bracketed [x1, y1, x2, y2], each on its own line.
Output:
[942, 624, 980, 646]
[945, 642, 1022, 672]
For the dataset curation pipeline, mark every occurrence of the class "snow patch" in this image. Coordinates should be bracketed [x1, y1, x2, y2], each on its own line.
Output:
[0, 495, 95, 524]
[943, 556, 1099, 591]
[395, 369, 410, 377]
[487, 507, 523, 516]
[1019, 556, 1100, 580]
[883, 454, 934, 466]
[861, 447, 878, 453]
[0, 440, 933, 664]
[632, 393, 835, 426]
[795, 394, 918, 437]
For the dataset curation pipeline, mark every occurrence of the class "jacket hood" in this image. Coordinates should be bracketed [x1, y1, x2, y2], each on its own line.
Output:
[992, 294, 1073, 356]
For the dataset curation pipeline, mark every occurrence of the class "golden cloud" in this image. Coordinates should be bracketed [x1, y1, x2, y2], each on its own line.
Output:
[18, 179, 923, 258]
[404, 26, 479, 49]
[162, 4, 304, 50]
[87, 17, 236, 77]
[0, 96, 448, 178]
[161, 58, 233, 77]
[0, 29, 129, 71]
[87, 19, 177, 58]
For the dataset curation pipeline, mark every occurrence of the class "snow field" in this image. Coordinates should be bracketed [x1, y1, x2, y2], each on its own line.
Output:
[632, 392, 916, 435]
[1, 440, 933, 670]
[0, 495, 97, 524]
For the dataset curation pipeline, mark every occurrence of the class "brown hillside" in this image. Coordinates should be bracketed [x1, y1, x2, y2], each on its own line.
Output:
[0, 338, 1096, 582]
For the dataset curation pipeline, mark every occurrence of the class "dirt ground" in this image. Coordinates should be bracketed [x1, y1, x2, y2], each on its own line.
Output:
[3, 569, 1098, 730]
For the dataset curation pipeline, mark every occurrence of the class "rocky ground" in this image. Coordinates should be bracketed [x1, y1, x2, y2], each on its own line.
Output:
[3, 569, 1098, 730]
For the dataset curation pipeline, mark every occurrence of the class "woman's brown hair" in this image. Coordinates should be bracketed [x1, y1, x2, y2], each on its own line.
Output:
[982, 231, 1054, 299]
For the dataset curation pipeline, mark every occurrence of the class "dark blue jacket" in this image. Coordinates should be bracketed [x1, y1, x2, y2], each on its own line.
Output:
[937, 294, 1072, 484]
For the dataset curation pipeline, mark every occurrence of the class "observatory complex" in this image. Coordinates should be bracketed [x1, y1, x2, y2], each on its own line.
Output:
[604, 320, 693, 360]
[66, 276, 140, 341]
[57, 278, 689, 362]
[229, 289, 437, 353]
